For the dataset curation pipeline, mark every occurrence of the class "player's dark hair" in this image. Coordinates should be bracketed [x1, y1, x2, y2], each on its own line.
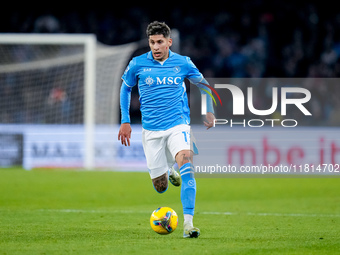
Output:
[146, 21, 171, 38]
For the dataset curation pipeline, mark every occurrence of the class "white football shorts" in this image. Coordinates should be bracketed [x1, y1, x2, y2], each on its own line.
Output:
[142, 124, 198, 179]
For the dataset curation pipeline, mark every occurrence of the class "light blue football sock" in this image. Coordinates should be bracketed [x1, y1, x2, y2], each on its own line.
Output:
[180, 163, 196, 216]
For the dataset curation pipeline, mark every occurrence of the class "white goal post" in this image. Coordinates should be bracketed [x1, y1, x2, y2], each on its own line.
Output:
[0, 34, 138, 170]
[0, 34, 96, 169]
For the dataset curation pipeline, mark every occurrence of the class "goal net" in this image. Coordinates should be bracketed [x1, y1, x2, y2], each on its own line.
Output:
[0, 34, 138, 169]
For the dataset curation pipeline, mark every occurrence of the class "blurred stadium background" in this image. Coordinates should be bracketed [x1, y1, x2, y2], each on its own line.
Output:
[1, 3, 340, 254]
[0, 1, 340, 170]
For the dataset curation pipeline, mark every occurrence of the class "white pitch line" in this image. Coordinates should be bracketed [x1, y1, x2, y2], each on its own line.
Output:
[200, 211, 340, 217]
[37, 209, 340, 218]
[38, 209, 151, 214]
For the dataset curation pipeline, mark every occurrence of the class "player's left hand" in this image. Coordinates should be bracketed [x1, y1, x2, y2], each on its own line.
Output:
[203, 112, 216, 130]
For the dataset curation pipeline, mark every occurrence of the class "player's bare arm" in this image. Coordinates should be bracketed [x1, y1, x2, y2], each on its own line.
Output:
[118, 123, 132, 146]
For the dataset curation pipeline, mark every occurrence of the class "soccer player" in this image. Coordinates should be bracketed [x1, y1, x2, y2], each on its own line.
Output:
[118, 21, 215, 238]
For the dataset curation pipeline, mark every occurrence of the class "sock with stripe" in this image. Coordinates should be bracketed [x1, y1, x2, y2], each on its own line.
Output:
[179, 163, 196, 217]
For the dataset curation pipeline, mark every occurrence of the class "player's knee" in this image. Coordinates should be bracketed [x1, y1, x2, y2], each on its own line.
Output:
[152, 173, 168, 193]
[176, 150, 193, 168]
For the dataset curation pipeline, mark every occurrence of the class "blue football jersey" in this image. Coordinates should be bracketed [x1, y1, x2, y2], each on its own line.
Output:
[121, 50, 203, 131]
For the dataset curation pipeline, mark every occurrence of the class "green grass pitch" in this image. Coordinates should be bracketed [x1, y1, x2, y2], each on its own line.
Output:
[0, 168, 339, 254]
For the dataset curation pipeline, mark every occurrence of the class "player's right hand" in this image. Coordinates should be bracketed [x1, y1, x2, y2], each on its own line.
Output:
[118, 123, 132, 146]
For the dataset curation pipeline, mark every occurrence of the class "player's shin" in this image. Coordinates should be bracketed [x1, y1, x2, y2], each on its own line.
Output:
[180, 162, 196, 224]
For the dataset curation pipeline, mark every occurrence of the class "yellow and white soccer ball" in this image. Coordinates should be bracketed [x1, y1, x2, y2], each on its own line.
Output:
[150, 207, 178, 235]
